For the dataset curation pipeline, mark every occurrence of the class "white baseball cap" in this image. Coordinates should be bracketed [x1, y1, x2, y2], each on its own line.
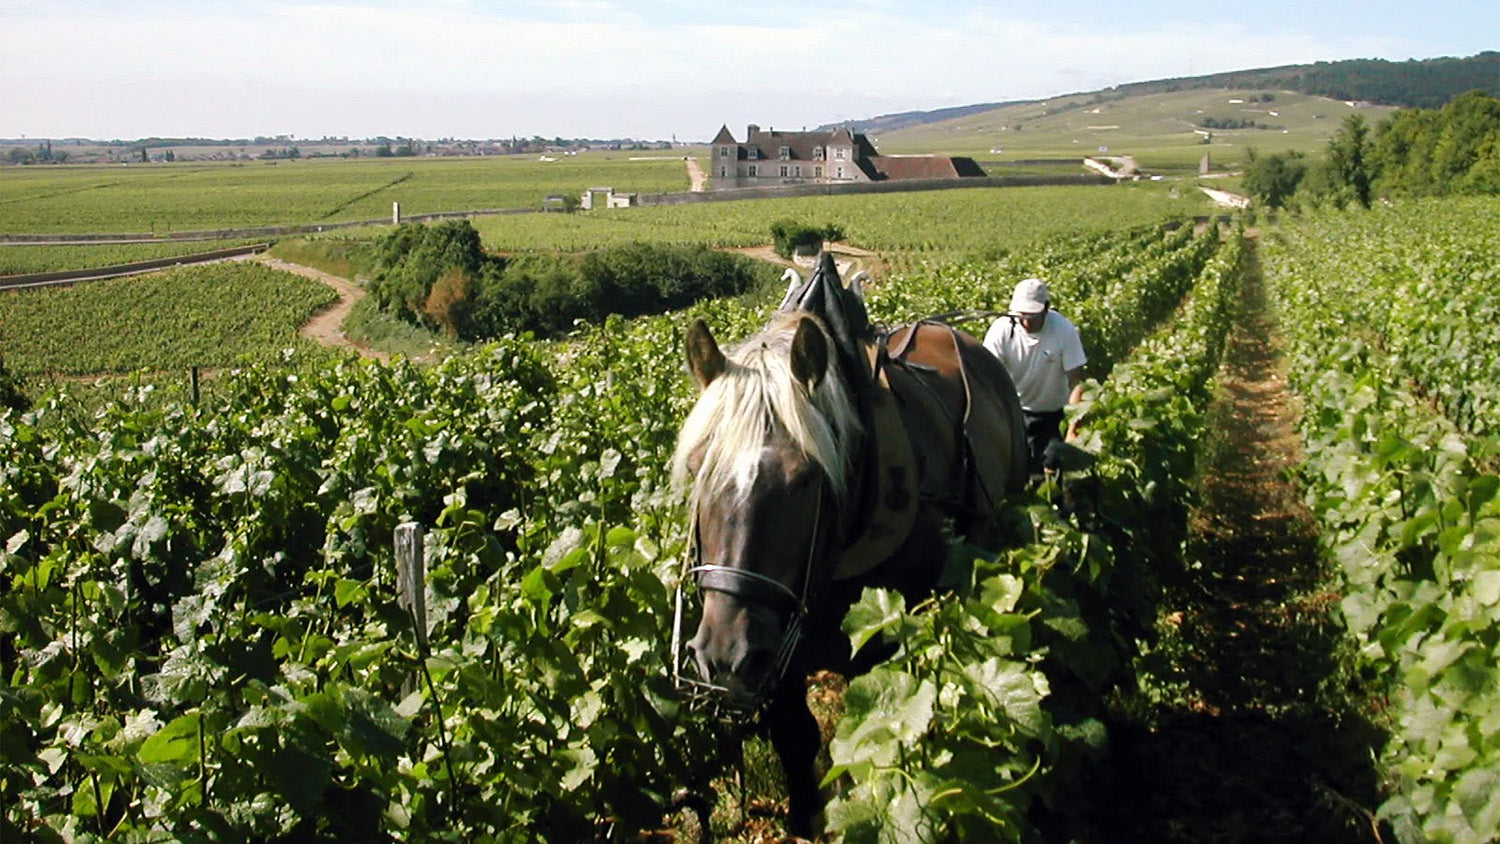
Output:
[1009, 278, 1050, 314]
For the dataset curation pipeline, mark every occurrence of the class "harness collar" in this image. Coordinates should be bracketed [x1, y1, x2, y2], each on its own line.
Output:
[831, 340, 919, 581]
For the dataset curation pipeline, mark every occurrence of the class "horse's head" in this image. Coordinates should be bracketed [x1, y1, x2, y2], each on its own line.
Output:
[671, 313, 861, 709]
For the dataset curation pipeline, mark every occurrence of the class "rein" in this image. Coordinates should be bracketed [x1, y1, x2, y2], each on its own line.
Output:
[922, 308, 1009, 327]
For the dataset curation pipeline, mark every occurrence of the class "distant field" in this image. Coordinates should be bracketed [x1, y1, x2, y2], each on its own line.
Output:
[464, 182, 1213, 263]
[0, 153, 693, 234]
[0, 261, 339, 374]
[0, 238, 268, 276]
[872, 89, 1399, 175]
[5, 182, 1214, 377]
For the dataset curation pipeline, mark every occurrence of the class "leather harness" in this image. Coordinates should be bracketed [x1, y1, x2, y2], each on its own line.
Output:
[832, 322, 993, 581]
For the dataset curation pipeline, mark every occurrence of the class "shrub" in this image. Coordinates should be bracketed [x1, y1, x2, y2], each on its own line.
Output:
[0, 356, 28, 413]
[369, 223, 772, 340]
[472, 244, 768, 338]
[369, 220, 497, 327]
[770, 220, 845, 259]
[423, 267, 473, 338]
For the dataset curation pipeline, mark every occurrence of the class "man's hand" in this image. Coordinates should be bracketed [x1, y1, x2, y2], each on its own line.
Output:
[1066, 367, 1085, 406]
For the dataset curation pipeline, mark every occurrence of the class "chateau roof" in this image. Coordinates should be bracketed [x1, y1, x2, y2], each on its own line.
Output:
[868, 155, 986, 180]
[738, 125, 870, 161]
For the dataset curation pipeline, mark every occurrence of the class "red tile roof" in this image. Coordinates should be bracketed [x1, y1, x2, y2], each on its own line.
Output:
[865, 155, 986, 180]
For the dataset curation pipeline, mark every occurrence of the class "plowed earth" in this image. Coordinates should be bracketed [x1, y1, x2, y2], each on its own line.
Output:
[1085, 242, 1388, 843]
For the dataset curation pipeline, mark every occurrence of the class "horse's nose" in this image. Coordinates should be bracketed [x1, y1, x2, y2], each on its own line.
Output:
[731, 646, 776, 688]
[685, 636, 716, 683]
[686, 630, 776, 692]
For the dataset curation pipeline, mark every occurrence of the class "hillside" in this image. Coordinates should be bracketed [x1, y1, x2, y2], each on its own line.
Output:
[827, 52, 1497, 136]
[869, 88, 1401, 176]
[1103, 51, 1499, 109]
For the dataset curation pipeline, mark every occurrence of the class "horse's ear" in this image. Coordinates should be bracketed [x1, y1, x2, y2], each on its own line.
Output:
[789, 317, 828, 390]
[685, 318, 726, 389]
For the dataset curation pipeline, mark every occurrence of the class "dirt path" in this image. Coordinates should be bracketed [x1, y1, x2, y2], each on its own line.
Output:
[686, 157, 708, 192]
[252, 256, 389, 362]
[1089, 242, 1386, 842]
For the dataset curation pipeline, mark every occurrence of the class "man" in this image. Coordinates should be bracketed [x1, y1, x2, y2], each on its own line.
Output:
[983, 278, 1087, 475]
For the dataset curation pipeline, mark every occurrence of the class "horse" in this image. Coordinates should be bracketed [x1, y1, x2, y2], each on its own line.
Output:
[669, 254, 1028, 837]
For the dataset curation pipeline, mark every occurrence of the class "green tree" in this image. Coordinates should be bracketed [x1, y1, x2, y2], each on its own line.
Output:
[1462, 130, 1500, 193]
[1242, 149, 1307, 209]
[1370, 108, 1441, 196]
[1367, 90, 1500, 197]
[1430, 90, 1500, 191]
[1327, 114, 1373, 208]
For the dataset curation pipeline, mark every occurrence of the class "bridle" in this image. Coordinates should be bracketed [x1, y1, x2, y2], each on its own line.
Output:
[671, 483, 832, 713]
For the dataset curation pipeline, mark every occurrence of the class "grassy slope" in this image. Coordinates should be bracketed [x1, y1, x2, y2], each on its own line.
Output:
[872, 88, 1399, 175]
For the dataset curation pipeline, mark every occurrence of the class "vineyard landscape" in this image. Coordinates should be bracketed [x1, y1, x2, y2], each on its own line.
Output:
[3, 78, 1500, 844]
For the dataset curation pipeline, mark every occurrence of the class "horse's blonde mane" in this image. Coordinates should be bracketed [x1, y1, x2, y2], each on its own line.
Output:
[672, 312, 862, 506]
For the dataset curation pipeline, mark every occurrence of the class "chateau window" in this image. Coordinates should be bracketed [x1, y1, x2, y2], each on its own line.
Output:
[779, 146, 790, 159]
[748, 164, 758, 176]
[835, 148, 846, 159]
[814, 147, 824, 160]
[837, 166, 845, 178]
[719, 146, 731, 157]
[815, 166, 823, 177]
[720, 167, 728, 177]
[793, 165, 801, 177]
[779, 165, 789, 177]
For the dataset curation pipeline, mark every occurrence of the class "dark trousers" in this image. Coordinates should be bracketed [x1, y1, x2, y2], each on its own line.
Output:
[1022, 409, 1065, 475]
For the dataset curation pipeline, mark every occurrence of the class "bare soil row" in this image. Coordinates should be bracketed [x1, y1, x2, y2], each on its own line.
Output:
[1087, 242, 1386, 842]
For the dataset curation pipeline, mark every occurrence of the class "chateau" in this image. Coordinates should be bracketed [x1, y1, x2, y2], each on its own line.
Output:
[710, 124, 984, 190]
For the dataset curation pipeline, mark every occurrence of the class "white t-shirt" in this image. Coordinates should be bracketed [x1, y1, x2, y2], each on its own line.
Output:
[982, 311, 1087, 412]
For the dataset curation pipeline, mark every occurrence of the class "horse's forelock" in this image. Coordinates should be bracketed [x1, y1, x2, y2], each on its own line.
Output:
[672, 317, 860, 505]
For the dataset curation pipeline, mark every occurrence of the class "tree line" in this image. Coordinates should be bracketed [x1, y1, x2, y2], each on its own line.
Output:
[1243, 90, 1500, 209]
[5, 141, 69, 165]
[1113, 52, 1497, 110]
[1198, 116, 1283, 131]
[368, 221, 776, 340]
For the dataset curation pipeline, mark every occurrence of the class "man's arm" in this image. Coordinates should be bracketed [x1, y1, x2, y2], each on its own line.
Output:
[1065, 367, 1085, 441]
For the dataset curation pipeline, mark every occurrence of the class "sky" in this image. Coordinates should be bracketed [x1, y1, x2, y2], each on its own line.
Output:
[1, 0, 1495, 142]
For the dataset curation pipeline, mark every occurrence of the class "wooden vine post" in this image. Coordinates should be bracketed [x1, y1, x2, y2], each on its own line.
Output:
[394, 522, 429, 653]
[393, 520, 459, 794]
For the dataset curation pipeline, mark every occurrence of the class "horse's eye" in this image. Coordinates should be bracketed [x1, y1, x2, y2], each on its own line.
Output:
[787, 467, 818, 491]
